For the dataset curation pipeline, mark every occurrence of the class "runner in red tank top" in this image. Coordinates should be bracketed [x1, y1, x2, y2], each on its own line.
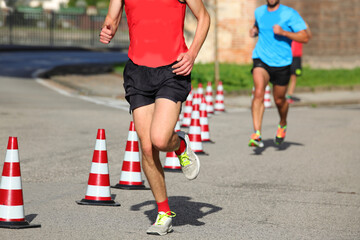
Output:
[100, 0, 210, 235]
[125, 0, 188, 67]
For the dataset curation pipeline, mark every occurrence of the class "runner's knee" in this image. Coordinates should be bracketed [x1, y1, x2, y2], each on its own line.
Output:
[274, 96, 286, 106]
[253, 89, 265, 102]
[151, 134, 171, 151]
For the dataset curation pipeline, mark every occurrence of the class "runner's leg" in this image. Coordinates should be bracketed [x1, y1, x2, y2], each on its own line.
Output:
[151, 98, 182, 153]
[133, 103, 167, 203]
[251, 67, 270, 131]
[133, 98, 182, 203]
[273, 84, 289, 126]
[287, 74, 297, 96]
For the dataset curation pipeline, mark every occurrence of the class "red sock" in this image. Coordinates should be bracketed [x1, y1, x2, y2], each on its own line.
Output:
[175, 138, 186, 155]
[157, 198, 171, 215]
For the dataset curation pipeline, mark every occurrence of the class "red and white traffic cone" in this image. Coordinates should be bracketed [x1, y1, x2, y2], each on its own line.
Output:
[205, 81, 214, 115]
[0, 137, 41, 229]
[163, 152, 181, 172]
[192, 92, 201, 106]
[175, 117, 181, 133]
[113, 121, 146, 190]
[181, 89, 193, 127]
[251, 85, 271, 108]
[214, 81, 225, 112]
[163, 118, 182, 172]
[200, 97, 213, 143]
[264, 85, 272, 108]
[179, 112, 184, 126]
[188, 104, 207, 155]
[77, 129, 120, 206]
[197, 83, 204, 100]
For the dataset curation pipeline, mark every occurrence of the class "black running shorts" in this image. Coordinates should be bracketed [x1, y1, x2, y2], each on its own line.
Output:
[290, 57, 302, 76]
[123, 59, 192, 112]
[251, 58, 291, 86]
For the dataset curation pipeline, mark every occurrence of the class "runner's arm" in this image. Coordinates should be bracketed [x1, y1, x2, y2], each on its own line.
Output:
[305, 22, 312, 39]
[273, 25, 310, 43]
[249, 24, 259, 38]
[99, 0, 124, 44]
[172, 0, 210, 76]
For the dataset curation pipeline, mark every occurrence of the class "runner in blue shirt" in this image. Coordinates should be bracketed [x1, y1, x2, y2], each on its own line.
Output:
[248, 0, 310, 148]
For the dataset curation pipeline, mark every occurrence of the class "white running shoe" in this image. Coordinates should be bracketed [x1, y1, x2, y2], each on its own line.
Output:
[146, 211, 176, 236]
[176, 131, 200, 180]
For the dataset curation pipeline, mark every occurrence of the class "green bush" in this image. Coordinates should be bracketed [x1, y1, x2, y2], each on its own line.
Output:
[296, 67, 360, 87]
[191, 63, 253, 92]
[115, 63, 360, 93]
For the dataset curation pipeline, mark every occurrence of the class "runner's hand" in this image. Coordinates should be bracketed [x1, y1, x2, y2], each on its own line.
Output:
[99, 25, 114, 44]
[172, 52, 195, 76]
[273, 24, 284, 36]
[249, 26, 258, 37]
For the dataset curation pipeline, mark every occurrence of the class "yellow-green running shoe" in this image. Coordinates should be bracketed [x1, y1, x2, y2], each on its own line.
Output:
[176, 131, 200, 180]
[146, 211, 176, 235]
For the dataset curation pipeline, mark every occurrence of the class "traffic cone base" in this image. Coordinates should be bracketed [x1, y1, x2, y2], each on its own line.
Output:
[163, 168, 182, 172]
[192, 150, 208, 155]
[0, 220, 41, 229]
[76, 199, 120, 206]
[112, 182, 147, 190]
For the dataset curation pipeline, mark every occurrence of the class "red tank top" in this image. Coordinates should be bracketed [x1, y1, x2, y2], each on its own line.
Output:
[291, 41, 303, 57]
[125, 0, 188, 67]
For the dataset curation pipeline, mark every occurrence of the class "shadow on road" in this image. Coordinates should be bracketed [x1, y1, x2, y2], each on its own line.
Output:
[252, 139, 304, 155]
[25, 214, 38, 223]
[130, 196, 222, 226]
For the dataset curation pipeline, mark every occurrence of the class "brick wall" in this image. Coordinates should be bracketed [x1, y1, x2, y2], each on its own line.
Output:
[185, 0, 257, 64]
[186, 0, 359, 68]
[282, 0, 360, 68]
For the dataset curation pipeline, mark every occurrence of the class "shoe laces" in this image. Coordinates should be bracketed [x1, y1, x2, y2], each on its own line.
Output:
[154, 211, 176, 225]
[178, 152, 191, 167]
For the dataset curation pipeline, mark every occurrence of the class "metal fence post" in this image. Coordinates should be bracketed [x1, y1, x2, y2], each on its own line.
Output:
[91, 16, 94, 46]
[50, 11, 55, 46]
[9, 10, 13, 45]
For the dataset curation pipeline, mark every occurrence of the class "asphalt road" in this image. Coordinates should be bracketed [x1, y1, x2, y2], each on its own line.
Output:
[0, 76, 359, 239]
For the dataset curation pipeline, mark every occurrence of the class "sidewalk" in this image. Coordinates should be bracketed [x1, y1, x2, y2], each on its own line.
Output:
[46, 72, 360, 109]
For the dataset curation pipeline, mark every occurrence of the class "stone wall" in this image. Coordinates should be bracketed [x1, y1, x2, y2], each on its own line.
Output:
[282, 0, 360, 68]
[185, 0, 257, 64]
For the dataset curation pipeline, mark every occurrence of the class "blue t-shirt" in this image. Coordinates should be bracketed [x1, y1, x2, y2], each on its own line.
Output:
[252, 4, 307, 67]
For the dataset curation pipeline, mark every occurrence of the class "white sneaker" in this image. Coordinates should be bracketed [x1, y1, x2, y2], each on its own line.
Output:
[146, 211, 176, 236]
[176, 131, 200, 180]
